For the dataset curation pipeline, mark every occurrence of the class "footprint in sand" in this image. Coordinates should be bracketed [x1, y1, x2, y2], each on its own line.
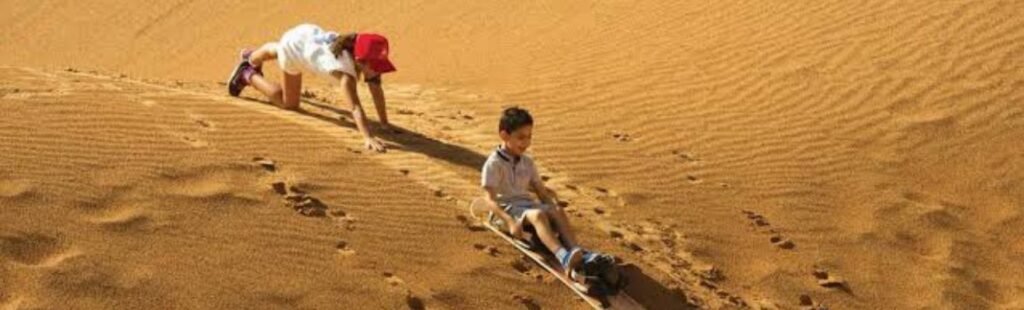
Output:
[812, 267, 849, 291]
[509, 257, 544, 281]
[335, 240, 356, 256]
[285, 193, 327, 217]
[268, 177, 331, 218]
[672, 150, 699, 162]
[381, 272, 426, 310]
[188, 113, 215, 131]
[769, 235, 795, 250]
[472, 243, 500, 256]
[610, 131, 632, 142]
[513, 294, 542, 310]
[252, 157, 276, 172]
[406, 294, 426, 310]
[799, 294, 828, 310]
[742, 210, 770, 227]
[180, 135, 207, 147]
[329, 209, 357, 230]
[624, 242, 645, 253]
[382, 271, 405, 286]
[455, 215, 485, 232]
[742, 210, 796, 249]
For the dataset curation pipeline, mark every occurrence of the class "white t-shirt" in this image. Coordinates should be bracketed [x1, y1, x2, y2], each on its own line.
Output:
[275, 23, 357, 79]
[481, 147, 542, 204]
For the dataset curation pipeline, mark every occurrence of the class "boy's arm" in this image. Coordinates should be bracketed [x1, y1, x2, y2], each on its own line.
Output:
[531, 178, 559, 208]
[335, 72, 386, 152]
[483, 186, 521, 237]
[366, 76, 389, 129]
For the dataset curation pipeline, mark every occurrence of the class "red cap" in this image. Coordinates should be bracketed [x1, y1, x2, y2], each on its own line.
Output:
[354, 33, 396, 74]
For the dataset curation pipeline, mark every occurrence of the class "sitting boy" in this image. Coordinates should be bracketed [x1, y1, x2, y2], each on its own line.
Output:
[481, 106, 608, 283]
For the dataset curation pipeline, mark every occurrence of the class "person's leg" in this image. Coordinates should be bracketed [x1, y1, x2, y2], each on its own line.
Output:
[247, 74, 283, 106]
[524, 210, 582, 274]
[248, 42, 278, 68]
[280, 72, 302, 110]
[524, 210, 564, 253]
[545, 206, 580, 249]
[235, 42, 286, 106]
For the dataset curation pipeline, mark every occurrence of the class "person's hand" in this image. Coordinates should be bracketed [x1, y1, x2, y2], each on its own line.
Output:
[364, 137, 387, 153]
[508, 220, 524, 239]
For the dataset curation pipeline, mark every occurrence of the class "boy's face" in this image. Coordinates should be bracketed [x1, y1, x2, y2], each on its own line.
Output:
[500, 125, 533, 156]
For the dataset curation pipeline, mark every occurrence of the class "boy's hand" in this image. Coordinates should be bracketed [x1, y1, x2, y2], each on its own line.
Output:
[364, 137, 387, 153]
[508, 220, 524, 239]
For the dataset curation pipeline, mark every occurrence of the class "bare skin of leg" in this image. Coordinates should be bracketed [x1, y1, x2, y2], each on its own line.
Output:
[524, 210, 584, 281]
[524, 210, 569, 256]
[547, 207, 580, 249]
[281, 72, 302, 110]
[248, 74, 284, 106]
[245, 42, 302, 110]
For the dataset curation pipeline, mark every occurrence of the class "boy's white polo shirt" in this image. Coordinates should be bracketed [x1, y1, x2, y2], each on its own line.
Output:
[481, 146, 542, 205]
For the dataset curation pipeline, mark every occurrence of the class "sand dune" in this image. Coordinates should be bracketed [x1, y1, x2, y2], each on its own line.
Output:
[2, 0, 1023, 309]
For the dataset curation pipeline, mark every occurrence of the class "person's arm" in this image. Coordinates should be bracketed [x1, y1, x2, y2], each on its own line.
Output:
[528, 163, 559, 207]
[531, 177, 559, 208]
[483, 187, 520, 237]
[366, 75, 389, 128]
[481, 158, 521, 237]
[336, 72, 386, 152]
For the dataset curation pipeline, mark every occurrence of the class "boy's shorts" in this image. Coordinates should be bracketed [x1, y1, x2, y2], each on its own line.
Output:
[275, 24, 315, 75]
[274, 24, 353, 78]
[503, 200, 555, 225]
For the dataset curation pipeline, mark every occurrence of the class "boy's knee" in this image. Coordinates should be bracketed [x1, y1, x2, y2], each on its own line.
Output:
[269, 87, 284, 101]
[260, 42, 279, 55]
[526, 210, 549, 223]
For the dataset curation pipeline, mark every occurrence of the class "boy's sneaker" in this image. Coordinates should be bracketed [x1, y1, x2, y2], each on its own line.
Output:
[227, 49, 261, 97]
[582, 251, 616, 276]
[557, 247, 585, 279]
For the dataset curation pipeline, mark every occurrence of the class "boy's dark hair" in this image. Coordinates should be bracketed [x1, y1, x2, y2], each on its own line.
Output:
[499, 107, 533, 134]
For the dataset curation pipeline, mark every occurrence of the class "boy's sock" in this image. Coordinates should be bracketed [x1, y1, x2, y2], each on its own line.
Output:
[555, 247, 569, 263]
[555, 247, 583, 270]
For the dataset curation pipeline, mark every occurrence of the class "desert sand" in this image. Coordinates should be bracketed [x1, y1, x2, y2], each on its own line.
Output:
[1, 1, 1022, 309]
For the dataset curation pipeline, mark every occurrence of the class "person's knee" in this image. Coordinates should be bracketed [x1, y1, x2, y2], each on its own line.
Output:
[267, 87, 284, 104]
[251, 42, 278, 65]
[526, 210, 549, 225]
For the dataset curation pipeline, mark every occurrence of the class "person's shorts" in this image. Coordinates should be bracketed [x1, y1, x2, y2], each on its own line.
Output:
[274, 24, 316, 75]
[503, 200, 555, 225]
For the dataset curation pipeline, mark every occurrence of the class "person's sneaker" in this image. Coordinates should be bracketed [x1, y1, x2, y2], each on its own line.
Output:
[240, 49, 263, 75]
[227, 49, 260, 97]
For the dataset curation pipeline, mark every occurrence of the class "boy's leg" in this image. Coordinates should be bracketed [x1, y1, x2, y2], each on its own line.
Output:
[524, 210, 564, 253]
[235, 42, 286, 106]
[524, 210, 583, 275]
[280, 72, 302, 110]
[546, 206, 580, 249]
[247, 74, 284, 106]
[248, 42, 278, 68]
